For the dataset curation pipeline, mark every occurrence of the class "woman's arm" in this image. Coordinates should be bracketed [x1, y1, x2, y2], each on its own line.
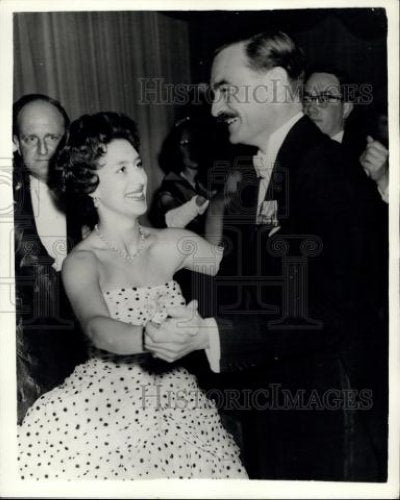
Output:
[62, 251, 144, 355]
[204, 194, 225, 245]
[166, 228, 224, 277]
[165, 195, 209, 229]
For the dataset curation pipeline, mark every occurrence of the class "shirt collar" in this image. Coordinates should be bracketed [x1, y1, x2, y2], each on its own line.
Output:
[30, 174, 49, 192]
[253, 111, 304, 175]
[267, 111, 304, 164]
[331, 130, 344, 143]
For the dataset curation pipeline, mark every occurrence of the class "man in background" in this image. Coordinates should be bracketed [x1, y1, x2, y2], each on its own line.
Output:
[13, 94, 86, 423]
[303, 69, 388, 202]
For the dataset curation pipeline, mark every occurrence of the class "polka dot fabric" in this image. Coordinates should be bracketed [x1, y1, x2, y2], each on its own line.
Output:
[18, 281, 248, 480]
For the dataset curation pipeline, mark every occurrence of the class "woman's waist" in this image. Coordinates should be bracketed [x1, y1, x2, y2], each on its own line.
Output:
[88, 345, 148, 363]
[87, 346, 185, 375]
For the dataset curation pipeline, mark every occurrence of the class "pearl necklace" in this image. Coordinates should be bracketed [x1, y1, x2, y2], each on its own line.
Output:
[94, 224, 146, 262]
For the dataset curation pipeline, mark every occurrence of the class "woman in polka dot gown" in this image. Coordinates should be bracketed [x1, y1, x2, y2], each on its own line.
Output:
[18, 112, 248, 480]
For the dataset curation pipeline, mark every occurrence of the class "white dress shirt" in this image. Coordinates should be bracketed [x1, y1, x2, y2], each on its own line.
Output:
[30, 175, 67, 271]
[253, 112, 304, 213]
[205, 112, 304, 372]
[331, 129, 344, 143]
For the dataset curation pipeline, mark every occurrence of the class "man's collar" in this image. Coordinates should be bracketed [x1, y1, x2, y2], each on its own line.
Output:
[254, 111, 304, 173]
[331, 129, 344, 143]
[30, 174, 50, 193]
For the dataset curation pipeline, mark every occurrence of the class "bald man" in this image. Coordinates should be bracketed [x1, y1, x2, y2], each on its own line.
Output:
[13, 94, 86, 423]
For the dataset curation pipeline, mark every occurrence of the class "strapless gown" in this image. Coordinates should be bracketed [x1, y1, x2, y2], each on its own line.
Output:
[18, 280, 248, 480]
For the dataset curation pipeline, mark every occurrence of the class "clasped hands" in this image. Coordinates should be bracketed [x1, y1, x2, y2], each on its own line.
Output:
[144, 300, 210, 362]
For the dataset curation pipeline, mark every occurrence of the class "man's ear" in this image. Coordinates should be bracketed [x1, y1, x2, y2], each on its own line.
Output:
[264, 66, 290, 101]
[12, 135, 20, 154]
[343, 102, 354, 120]
[268, 66, 288, 82]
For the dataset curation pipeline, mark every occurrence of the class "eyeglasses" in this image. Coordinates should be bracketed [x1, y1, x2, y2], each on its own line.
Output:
[303, 92, 343, 108]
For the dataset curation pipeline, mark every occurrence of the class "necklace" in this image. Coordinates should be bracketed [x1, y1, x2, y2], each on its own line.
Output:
[94, 224, 146, 262]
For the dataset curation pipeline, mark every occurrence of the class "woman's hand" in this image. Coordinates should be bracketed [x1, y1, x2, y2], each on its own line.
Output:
[144, 300, 210, 362]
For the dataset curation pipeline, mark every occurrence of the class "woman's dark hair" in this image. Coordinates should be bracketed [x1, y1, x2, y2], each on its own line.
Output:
[53, 111, 140, 225]
[158, 116, 211, 176]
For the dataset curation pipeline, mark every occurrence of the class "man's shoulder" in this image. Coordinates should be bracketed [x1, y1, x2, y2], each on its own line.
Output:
[282, 116, 338, 156]
[281, 116, 347, 174]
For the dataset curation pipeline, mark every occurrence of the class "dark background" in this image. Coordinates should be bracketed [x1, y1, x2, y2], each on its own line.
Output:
[169, 9, 387, 89]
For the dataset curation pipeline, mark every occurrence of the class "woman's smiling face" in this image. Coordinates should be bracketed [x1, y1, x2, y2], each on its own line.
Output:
[93, 138, 147, 218]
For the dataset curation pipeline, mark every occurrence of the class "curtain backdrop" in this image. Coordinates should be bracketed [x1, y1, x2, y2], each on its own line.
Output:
[13, 11, 191, 212]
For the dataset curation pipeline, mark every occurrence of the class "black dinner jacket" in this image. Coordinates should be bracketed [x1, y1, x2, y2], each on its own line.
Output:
[210, 115, 387, 384]
[13, 158, 87, 422]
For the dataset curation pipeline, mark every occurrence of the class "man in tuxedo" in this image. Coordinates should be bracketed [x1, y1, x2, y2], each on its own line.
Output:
[13, 94, 86, 423]
[303, 69, 389, 202]
[145, 32, 387, 481]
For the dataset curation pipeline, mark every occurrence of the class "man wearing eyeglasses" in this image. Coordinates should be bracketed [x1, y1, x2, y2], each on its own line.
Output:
[303, 70, 389, 202]
[303, 70, 353, 143]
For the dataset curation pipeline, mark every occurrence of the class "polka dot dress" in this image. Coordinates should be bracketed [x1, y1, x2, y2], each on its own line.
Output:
[18, 281, 248, 480]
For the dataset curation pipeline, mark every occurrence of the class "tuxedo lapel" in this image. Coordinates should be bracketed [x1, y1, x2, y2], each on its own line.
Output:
[275, 115, 323, 175]
[274, 116, 324, 224]
[13, 167, 55, 269]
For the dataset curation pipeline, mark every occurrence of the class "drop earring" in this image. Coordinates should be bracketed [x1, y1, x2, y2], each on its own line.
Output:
[93, 196, 99, 208]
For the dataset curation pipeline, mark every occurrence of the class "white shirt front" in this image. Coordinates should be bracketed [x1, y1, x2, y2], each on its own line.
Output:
[30, 175, 67, 271]
[253, 112, 304, 225]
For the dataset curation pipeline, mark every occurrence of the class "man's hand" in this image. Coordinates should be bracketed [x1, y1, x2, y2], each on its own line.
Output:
[144, 300, 210, 362]
[360, 136, 388, 182]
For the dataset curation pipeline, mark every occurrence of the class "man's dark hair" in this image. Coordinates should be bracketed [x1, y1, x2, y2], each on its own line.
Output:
[216, 31, 305, 91]
[13, 93, 70, 137]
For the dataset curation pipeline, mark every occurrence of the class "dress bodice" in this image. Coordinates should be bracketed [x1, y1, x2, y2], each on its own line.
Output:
[102, 280, 186, 326]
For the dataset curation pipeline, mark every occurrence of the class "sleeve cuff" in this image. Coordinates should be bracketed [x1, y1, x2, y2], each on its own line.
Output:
[204, 317, 220, 373]
[213, 244, 224, 273]
[377, 183, 389, 204]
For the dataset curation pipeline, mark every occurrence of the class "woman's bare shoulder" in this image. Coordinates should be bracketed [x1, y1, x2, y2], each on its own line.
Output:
[147, 227, 202, 265]
[148, 226, 194, 244]
[62, 234, 100, 276]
